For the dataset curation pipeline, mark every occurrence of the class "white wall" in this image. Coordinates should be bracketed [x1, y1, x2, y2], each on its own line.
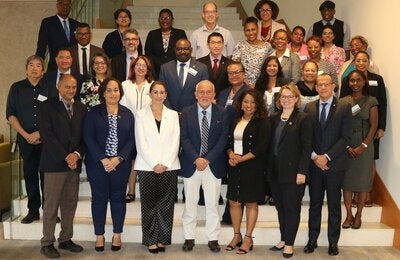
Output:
[242, 0, 400, 206]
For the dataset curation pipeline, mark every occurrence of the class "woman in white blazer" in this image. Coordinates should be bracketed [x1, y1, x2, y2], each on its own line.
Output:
[134, 81, 180, 254]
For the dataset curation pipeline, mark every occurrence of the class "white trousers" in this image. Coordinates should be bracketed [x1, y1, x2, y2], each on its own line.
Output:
[182, 166, 221, 241]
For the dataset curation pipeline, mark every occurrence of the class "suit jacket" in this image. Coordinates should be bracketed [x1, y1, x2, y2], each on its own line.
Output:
[179, 103, 228, 178]
[102, 29, 143, 59]
[217, 84, 249, 126]
[145, 27, 187, 77]
[304, 97, 352, 171]
[36, 15, 79, 71]
[197, 55, 232, 97]
[68, 44, 106, 77]
[134, 105, 180, 171]
[83, 104, 136, 173]
[43, 69, 85, 100]
[340, 71, 387, 130]
[111, 52, 127, 83]
[38, 97, 86, 172]
[268, 110, 313, 183]
[159, 59, 209, 112]
[280, 51, 301, 83]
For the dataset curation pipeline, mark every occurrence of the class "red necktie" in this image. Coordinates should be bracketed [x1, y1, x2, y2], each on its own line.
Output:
[128, 56, 135, 79]
[212, 59, 219, 78]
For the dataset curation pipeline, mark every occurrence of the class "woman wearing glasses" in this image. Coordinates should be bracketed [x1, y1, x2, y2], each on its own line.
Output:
[253, 0, 286, 43]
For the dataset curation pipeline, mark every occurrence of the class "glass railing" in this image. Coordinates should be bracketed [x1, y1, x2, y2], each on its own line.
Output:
[9, 126, 23, 221]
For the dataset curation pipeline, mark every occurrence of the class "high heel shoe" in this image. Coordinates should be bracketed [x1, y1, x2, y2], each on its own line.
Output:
[157, 243, 165, 252]
[342, 216, 354, 229]
[148, 245, 159, 254]
[226, 233, 242, 251]
[111, 235, 121, 251]
[352, 217, 362, 229]
[236, 235, 253, 255]
[95, 236, 105, 252]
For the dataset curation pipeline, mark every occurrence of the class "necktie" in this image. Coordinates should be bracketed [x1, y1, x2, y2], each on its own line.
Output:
[326, 21, 332, 26]
[200, 110, 209, 157]
[178, 63, 186, 87]
[128, 56, 135, 79]
[82, 47, 88, 76]
[63, 20, 70, 42]
[320, 102, 328, 128]
[66, 103, 73, 118]
[212, 59, 219, 78]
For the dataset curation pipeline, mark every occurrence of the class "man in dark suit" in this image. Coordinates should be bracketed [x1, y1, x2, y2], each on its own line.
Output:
[68, 22, 105, 78]
[303, 73, 352, 256]
[36, 0, 79, 71]
[145, 8, 187, 78]
[43, 48, 84, 100]
[198, 32, 232, 98]
[38, 74, 86, 258]
[180, 80, 228, 253]
[159, 38, 209, 112]
[111, 28, 140, 83]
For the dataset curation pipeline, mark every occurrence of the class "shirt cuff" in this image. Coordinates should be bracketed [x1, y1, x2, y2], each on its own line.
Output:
[324, 153, 331, 161]
[73, 151, 81, 159]
[311, 151, 317, 160]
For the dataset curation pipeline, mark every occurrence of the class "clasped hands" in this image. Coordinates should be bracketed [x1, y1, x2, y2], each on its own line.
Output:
[101, 157, 121, 173]
[153, 164, 167, 174]
[65, 153, 79, 170]
[195, 157, 209, 171]
[313, 154, 330, 171]
[347, 145, 366, 158]
[228, 153, 243, 167]
[25, 131, 41, 145]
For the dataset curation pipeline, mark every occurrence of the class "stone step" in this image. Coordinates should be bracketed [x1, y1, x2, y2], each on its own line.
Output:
[130, 19, 243, 31]
[17, 196, 383, 223]
[3, 217, 393, 246]
[129, 6, 238, 14]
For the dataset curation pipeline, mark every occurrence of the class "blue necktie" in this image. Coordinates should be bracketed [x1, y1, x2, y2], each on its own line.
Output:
[178, 63, 185, 88]
[63, 20, 70, 42]
[200, 110, 209, 157]
[320, 102, 328, 128]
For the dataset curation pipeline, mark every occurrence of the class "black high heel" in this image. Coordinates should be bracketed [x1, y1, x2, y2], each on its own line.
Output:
[111, 235, 121, 251]
[236, 235, 253, 255]
[226, 232, 242, 251]
[95, 236, 105, 252]
[148, 245, 159, 254]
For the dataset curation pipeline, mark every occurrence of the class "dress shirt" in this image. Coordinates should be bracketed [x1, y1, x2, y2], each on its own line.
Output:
[272, 48, 291, 63]
[197, 103, 212, 128]
[176, 60, 190, 86]
[56, 68, 71, 87]
[57, 15, 70, 32]
[126, 52, 138, 80]
[307, 18, 350, 50]
[78, 43, 91, 75]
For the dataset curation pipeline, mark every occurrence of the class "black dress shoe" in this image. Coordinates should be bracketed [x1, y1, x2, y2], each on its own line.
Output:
[148, 246, 159, 254]
[21, 212, 40, 224]
[269, 245, 284, 251]
[283, 252, 293, 258]
[58, 240, 83, 252]
[95, 236, 105, 252]
[220, 220, 232, 226]
[208, 240, 221, 252]
[328, 243, 339, 256]
[125, 193, 135, 203]
[182, 239, 195, 251]
[303, 240, 318, 253]
[41, 244, 60, 258]
[111, 235, 121, 251]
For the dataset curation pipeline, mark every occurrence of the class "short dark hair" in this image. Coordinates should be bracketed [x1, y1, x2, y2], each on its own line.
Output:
[98, 78, 124, 103]
[244, 16, 259, 28]
[302, 60, 319, 71]
[227, 61, 245, 73]
[114, 8, 132, 26]
[159, 8, 174, 19]
[207, 32, 224, 43]
[254, 0, 280, 20]
[77, 22, 90, 30]
[56, 47, 71, 57]
[348, 70, 369, 96]
[354, 50, 370, 61]
[292, 25, 306, 37]
[25, 55, 45, 70]
[306, 35, 322, 45]
[234, 89, 268, 121]
[273, 28, 289, 40]
[150, 80, 168, 93]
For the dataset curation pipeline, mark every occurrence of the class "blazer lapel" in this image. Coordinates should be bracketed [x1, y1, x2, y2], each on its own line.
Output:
[325, 98, 337, 126]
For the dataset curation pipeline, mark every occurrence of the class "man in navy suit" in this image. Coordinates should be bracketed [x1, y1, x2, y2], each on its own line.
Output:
[198, 32, 232, 98]
[36, 0, 79, 71]
[159, 38, 209, 112]
[303, 73, 352, 256]
[180, 80, 228, 253]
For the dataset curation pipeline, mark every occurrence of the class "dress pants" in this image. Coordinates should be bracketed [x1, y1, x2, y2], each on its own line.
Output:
[308, 165, 345, 244]
[138, 170, 177, 246]
[20, 143, 44, 214]
[182, 166, 221, 241]
[41, 171, 79, 246]
[88, 165, 130, 235]
[271, 181, 305, 245]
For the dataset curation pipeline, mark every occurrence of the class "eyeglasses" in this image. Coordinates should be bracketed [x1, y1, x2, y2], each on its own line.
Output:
[280, 95, 296, 100]
[227, 71, 243, 76]
[135, 63, 147, 68]
[159, 16, 172, 21]
[94, 61, 106, 66]
[124, 37, 139, 42]
[259, 8, 272, 13]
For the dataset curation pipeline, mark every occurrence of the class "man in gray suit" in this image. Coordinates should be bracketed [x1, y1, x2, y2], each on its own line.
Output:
[159, 38, 209, 112]
[303, 73, 352, 256]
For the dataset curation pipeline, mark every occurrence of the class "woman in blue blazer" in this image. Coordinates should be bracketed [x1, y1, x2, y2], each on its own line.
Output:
[83, 78, 135, 252]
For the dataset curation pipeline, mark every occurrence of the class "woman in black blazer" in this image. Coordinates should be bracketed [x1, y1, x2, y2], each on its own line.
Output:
[226, 89, 270, 255]
[268, 83, 313, 258]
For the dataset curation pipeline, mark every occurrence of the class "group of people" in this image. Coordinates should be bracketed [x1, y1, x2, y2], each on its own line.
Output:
[5, 0, 388, 259]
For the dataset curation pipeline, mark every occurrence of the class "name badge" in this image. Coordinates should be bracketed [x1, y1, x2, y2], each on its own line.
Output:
[300, 55, 308, 61]
[37, 94, 47, 102]
[317, 70, 324, 75]
[352, 104, 361, 114]
[188, 67, 198, 76]
[369, 80, 378, 86]
[272, 87, 281, 93]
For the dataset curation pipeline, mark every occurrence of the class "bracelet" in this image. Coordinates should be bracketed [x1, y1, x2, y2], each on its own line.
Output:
[361, 142, 368, 148]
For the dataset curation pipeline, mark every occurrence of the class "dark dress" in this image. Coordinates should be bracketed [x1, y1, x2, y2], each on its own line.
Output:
[226, 117, 271, 203]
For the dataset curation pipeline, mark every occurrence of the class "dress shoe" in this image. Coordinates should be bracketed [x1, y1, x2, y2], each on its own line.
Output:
[218, 196, 224, 205]
[58, 240, 83, 252]
[226, 233, 242, 251]
[125, 193, 135, 203]
[303, 240, 318, 253]
[208, 240, 221, 252]
[40, 244, 60, 258]
[352, 218, 362, 229]
[236, 235, 253, 255]
[157, 245, 165, 252]
[95, 236, 105, 252]
[182, 239, 195, 251]
[268, 197, 275, 206]
[148, 245, 159, 254]
[283, 252, 293, 258]
[342, 216, 354, 229]
[269, 245, 284, 251]
[21, 212, 40, 224]
[282, 246, 294, 258]
[328, 243, 339, 256]
[111, 235, 121, 251]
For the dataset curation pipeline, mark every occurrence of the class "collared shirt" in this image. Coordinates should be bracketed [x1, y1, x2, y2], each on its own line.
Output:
[190, 24, 235, 59]
[197, 103, 212, 128]
[57, 15, 70, 30]
[56, 68, 71, 88]
[319, 95, 333, 120]
[78, 43, 91, 75]
[126, 51, 138, 80]
[209, 54, 222, 66]
[307, 18, 350, 50]
[272, 48, 291, 63]
[59, 95, 75, 115]
[176, 59, 190, 86]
